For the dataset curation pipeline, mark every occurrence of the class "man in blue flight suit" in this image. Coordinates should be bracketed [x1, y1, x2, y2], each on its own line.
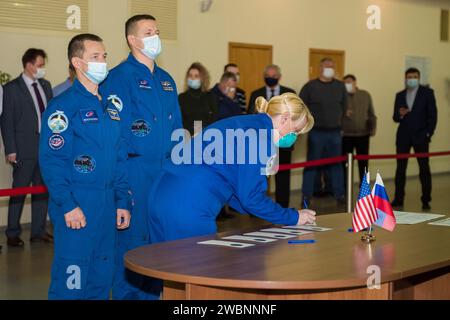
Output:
[101, 14, 182, 300]
[39, 33, 131, 299]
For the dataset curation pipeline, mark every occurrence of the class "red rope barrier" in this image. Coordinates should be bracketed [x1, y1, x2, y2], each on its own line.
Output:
[0, 185, 47, 197]
[0, 150, 448, 197]
[354, 150, 450, 161]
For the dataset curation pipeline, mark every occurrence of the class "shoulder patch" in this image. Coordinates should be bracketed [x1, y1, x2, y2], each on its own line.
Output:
[48, 110, 69, 133]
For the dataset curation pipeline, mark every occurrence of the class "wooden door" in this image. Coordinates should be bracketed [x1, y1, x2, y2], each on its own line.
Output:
[228, 42, 273, 107]
[309, 48, 345, 80]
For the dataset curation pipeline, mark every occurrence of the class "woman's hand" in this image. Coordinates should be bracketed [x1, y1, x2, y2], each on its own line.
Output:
[297, 209, 317, 225]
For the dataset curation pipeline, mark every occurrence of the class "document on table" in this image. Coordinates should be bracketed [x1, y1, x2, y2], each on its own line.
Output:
[244, 232, 297, 239]
[394, 211, 446, 224]
[428, 218, 450, 227]
[197, 240, 255, 248]
[222, 235, 278, 243]
[260, 228, 313, 236]
[283, 225, 333, 232]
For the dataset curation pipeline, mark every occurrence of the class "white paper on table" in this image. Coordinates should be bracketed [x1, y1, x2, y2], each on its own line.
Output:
[197, 240, 255, 248]
[222, 235, 277, 243]
[261, 228, 313, 236]
[283, 225, 333, 232]
[244, 232, 297, 239]
[428, 218, 450, 227]
[393, 211, 446, 225]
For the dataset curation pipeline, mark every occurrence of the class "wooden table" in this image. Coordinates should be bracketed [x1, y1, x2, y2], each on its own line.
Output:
[125, 213, 450, 300]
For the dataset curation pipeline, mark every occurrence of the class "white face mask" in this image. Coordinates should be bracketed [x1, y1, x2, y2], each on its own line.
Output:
[140, 35, 162, 60]
[82, 61, 109, 85]
[34, 68, 46, 79]
[322, 67, 335, 79]
[345, 83, 354, 93]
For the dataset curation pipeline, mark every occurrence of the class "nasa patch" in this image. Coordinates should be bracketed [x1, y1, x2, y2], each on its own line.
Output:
[48, 110, 69, 133]
[107, 94, 123, 112]
[131, 119, 151, 137]
[48, 134, 65, 150]
[80, 109, 99, 124]
[73, 155, 96, 174]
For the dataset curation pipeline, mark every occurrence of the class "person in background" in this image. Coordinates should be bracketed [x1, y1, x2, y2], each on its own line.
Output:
[211, 72, 242, 121]
[1, 48, 53, 247]
[179, 62, 218, 135]
[248, 64, 296, 208]
[342, 74, 377, 183]
[224, 63, 246, 112]
[392, 67, 437, 210]
[299, 57, 347, 208]
[52, 66, 76, 97]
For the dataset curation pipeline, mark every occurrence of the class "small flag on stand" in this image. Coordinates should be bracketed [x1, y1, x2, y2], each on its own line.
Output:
[352, 172, 378, 232]
[372, 172, 396, 231]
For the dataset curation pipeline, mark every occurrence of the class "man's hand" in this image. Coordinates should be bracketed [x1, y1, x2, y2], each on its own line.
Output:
[399, 107, 410, 119]
[64, 207, 87, 230]
[6, 153, 17, 165]
[345, 109, 353, 117]
[117, 209, 131, 230]
[226, 87, 236, 99]
[297, 209, 317, 225]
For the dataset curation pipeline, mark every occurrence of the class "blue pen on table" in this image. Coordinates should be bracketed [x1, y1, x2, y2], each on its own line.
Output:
[288, 239, 316, 244]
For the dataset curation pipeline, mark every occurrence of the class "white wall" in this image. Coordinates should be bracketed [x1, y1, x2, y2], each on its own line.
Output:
[1, 0, 449, 226]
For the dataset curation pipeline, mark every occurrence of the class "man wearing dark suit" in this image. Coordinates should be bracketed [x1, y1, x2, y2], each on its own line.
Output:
[1, 48, 53, 247]
[248, 64, 296, 208]
[392, 67, 437, 210]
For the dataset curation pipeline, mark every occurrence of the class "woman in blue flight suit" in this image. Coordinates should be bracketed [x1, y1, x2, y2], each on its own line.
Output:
[147, 93, 317, 243]
[39, 34, 131, 299]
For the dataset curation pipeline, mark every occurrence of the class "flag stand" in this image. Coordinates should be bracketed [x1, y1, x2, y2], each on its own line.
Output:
[361, 226, 376, 243]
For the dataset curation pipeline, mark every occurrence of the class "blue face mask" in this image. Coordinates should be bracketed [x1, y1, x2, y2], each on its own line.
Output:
[275, 132, 297, 148]
[188, 79, 201, 90]
[83, 61, 108, 85]
[406, 78, 419, 89]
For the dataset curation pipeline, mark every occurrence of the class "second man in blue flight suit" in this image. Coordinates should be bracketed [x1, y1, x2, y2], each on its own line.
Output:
[101, 14, 183, 300]
[39, 34, 131, 299]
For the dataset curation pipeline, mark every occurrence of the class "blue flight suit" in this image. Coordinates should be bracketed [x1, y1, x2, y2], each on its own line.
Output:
[147, 114, 300, 243]
[101, 53, 182, 300]
[39, 79, 131, 299]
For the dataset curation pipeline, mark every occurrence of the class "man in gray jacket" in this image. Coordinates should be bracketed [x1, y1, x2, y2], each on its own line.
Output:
[342, 74, 377, 183]
[1, 48, 53, 247]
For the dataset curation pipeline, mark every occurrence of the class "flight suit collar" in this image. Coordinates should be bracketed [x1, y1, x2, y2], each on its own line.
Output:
[126, 53, 160, 75]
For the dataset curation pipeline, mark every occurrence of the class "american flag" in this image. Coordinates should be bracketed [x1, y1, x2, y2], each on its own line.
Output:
[352, 172, 378, 232]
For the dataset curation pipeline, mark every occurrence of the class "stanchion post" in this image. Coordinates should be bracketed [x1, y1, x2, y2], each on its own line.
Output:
[346, 153, 354, 213]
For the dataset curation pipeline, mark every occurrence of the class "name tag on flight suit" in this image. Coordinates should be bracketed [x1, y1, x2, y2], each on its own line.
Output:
[80, 109, 99, 123]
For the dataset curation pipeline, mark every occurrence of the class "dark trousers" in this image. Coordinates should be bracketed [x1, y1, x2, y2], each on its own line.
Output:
[274, 149, 292, 207]
[394, 140, 431, 204]
[6, 159, 49, 238]
[302, 130, 344, 199]
[342, 135, 370, 183]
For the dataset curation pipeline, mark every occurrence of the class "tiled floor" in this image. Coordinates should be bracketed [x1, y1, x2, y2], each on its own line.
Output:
[0, 174, 449, 299]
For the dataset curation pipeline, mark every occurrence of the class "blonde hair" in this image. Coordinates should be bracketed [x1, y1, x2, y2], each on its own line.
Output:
[255, 92, 314, 134]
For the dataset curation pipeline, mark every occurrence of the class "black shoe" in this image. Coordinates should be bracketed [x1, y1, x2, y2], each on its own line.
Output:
[7, 237, 25, 247]
[30, 233, 54, 243]
[391, 199, 404, 209]
[422, 202, 431, 210]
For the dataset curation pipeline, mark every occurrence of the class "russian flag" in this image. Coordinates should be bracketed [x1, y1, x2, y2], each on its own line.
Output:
[372, 172, 396, 231]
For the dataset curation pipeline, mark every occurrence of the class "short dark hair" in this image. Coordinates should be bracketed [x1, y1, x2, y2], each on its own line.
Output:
[405, 67, 421, 77]
[224, 63, 238, 72]
[125, 14, 156, 39]
[343, 74, 356, 81]
[67, 33, 103, 69]
[22, 48, 47, 68]
[220, 72, 237, 83]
